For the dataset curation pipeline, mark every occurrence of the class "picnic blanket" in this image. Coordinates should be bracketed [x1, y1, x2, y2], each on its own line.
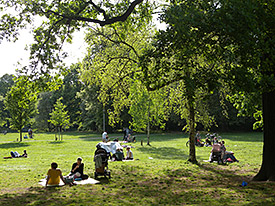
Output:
[39, 178, 100, 187]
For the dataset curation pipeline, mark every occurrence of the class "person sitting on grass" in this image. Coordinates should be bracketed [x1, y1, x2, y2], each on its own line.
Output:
[45, 162, 69, 187]
[69, 157, 88, 180]
[126, 146, 134, 160]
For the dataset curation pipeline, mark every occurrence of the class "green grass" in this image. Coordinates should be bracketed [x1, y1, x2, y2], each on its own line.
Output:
[0, 131, 274, 205]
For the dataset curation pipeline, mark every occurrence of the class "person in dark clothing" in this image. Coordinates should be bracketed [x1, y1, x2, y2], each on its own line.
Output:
[70, 157, 88, 179]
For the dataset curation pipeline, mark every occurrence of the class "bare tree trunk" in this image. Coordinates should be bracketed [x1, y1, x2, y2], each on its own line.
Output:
[59, 126, 61, 141]
[147, 100, 151, 145]
[188, 98, 197, 163]
[253, 90, 275, 181]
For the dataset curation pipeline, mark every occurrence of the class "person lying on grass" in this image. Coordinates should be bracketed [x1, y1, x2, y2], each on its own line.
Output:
[69, 157, 88, 180]
[3, 150, 27, 159]
[45, 162, 73, 187]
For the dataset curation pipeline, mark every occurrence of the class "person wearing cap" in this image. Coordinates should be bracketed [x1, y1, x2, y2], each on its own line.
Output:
[70, 157, 88, 179]
[126, 146, 134, 160]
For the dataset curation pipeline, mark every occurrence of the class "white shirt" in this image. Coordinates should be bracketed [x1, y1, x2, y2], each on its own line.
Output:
[127, 150, 133, 159]
[102, 132, 108, 142]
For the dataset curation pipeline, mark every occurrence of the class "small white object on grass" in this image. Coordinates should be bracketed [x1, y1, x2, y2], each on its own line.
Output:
[149, 157, 153, 160]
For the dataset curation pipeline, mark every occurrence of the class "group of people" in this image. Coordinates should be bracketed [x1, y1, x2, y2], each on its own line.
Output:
[46, 157, 88, 187]
[101, 131, 134, 161]
[112, 146, 134, 161]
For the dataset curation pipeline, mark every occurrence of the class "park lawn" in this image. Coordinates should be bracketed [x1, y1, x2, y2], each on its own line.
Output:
[0, 132, 274, 205]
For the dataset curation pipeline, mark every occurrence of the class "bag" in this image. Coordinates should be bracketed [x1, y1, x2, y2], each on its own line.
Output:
[64, 176, 74, 184]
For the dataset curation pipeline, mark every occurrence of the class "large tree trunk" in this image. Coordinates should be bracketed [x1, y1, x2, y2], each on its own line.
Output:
[188, 96, 197, 163]
[253, 90, 275, 181]
[19, 130, 22, 142]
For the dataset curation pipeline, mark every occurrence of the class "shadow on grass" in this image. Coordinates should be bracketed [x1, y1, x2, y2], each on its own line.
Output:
[137, 133, 188, 142]
[0, 142, 30, 149]
[1, 163, 275, 205]
[48, 141, 65, 144]
[137, 146, 188, 160]
[219, 132, 263, 143]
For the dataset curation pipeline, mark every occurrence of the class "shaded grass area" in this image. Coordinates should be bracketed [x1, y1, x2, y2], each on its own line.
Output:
[0, 132, 274, 205]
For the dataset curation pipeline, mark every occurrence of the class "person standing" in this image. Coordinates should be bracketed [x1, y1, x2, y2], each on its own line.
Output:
[28, 128, 33, 138]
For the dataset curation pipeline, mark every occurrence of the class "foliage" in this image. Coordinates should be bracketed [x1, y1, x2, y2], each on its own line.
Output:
[129, 81, 168, 133]
[77, 83, 105, 131]
[4, 76, 38, 141]
[139, 1, 224, 161]
[0, 74, 14, 127]
[80, 15, 155, 126]
[0, 0, 150, 79]
[48, 97, 70, 139]
[34, 65, 82, 131]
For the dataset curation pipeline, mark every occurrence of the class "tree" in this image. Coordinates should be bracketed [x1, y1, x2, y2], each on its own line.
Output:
[129, 81, 168, 145]
[80, 13, 155, 127]
[0, 74, 14, 128]
[48, 97, 70, 140]
[0, 0, 150, 79]
[35, 91, 54, 131]
[140, 5, 219, 162]
[146, 0, 275, 179]
[4, 76, 38, 141]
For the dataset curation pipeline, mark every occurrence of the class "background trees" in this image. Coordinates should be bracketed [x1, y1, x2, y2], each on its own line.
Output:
[4, 76, 38, 141]
[48, 97, 70, 140]
[0, 74, 14, 128]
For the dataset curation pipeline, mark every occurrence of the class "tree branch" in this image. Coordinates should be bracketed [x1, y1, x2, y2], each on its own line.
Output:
[45, 0, 143, 26]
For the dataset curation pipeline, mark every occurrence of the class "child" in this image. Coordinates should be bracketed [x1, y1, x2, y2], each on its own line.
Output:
[126, 146, 134, 160]
[45, 162, 67, 187]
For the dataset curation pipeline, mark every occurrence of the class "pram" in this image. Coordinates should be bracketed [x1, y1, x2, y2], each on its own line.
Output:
[94, 147, 111, 179]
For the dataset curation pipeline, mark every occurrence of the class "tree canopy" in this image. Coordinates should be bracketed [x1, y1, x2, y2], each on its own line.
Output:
[4, 76, 38, 141]
[0, 0, 151, 79]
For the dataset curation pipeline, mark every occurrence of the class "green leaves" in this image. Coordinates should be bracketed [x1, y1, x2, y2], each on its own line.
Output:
[48, 97, 70, 129]
[0, 0, 147, 78]
[4, 75, 38, 139]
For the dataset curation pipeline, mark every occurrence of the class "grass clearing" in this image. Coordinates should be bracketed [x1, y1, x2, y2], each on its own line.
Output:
[0, 132, 274, 205]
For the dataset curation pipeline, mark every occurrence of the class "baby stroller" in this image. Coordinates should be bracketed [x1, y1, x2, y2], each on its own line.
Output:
[94, 147, 111, 179]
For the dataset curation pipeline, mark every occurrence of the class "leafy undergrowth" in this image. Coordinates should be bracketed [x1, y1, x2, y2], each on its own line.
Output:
[0, 132, 274, 205]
